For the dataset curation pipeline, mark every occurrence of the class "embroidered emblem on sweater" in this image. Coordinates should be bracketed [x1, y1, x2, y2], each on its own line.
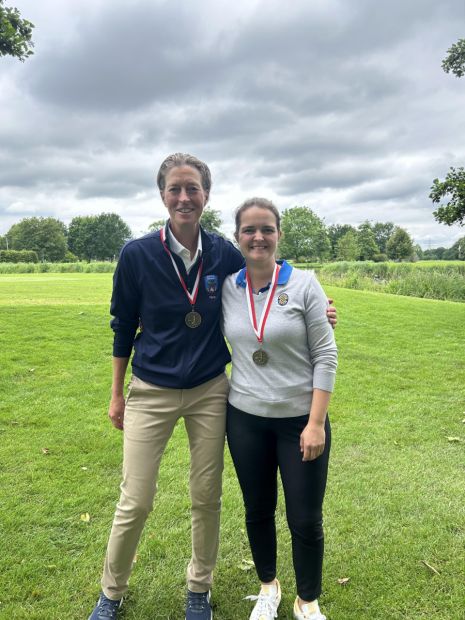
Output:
[277, 293, 289, 306]
[204, 274, 219, 298]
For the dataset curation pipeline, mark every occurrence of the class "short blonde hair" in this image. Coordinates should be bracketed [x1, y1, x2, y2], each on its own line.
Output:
[156, 153, 212, 193]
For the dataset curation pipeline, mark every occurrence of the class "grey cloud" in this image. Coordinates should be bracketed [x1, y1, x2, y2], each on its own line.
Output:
[1, 0, 465, 247]
[23, 3, 227, 111]
[273, 162, 390, 196]
[348, 177, 430, 204]
[22, 0, 456, 114]
[76, 178, 149, 199]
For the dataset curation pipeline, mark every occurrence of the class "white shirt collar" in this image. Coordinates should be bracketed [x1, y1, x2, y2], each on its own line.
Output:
[167, 225, 202, 274]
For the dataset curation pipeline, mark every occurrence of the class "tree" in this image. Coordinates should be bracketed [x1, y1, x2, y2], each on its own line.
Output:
[95, 213, 132, 260]
[200, 207, 223, 235]
[7, 217, 67, 261]
[336, 230, 359, 261]
[422, 247, 447, 260]
[328, 224, 357, 259]
[430, 167, 465, 226]
[0, 0, 34, 61]
[68, 216, 96, 260]
[443, 236, 465, 260]
[372, 222, 395, 254]
[413, 244, 423, 261]
[278, 206, 331, 262]
[386, 227, 414, 261]
[357, 221, 379, 260]
[68, 213, 132, 261]
[442, 38, 465, 78]
[148, 219, 166, 232]
[455, 236, 465, 260]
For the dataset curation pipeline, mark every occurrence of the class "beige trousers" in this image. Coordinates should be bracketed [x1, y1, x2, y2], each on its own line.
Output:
[102, 372, 230, 599]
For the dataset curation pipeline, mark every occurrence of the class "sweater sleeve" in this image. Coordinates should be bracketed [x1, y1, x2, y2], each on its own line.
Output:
[304, 272, 338, 392]
[110, 244, 140, 357]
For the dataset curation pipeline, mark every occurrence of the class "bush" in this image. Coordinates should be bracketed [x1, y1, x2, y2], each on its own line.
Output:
[0, 249, 38, 263]
[63, 250, 79, 263]
[373, 253, 388, 263]
[57, 263, 84, 272]
[316, 260, 465, 302]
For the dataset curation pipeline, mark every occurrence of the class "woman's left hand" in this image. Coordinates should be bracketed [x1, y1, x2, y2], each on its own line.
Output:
[300, 423, 326, 461]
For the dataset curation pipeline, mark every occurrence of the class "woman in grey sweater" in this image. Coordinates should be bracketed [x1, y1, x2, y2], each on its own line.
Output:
[222, 198, 338, 620]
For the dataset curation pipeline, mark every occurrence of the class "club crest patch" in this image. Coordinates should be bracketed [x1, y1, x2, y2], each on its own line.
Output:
[204, 274, 219, 295]
[277, 293, 289, 306]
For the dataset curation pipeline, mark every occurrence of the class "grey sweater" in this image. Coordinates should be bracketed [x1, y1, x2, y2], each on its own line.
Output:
[222, 261, 338, 418]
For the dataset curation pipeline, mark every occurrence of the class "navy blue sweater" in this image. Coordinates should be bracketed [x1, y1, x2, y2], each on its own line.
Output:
[110, 226, 244, 389]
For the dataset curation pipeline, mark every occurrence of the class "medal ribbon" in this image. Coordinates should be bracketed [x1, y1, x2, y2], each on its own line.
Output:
[160, 226, 203, 306]
[245, 263, 280, 344]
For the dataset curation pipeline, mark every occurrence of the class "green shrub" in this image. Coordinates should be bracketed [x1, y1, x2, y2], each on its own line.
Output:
[0, 249, 38, 263]
[316, 260, 465, 302]
[385, 270, 465, 301]
[57, 262, 84, 272]
[87, 262, 115, 273]
[63, 250, 79, 263]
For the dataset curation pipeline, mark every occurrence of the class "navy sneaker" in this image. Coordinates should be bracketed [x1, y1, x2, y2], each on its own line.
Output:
[88, 592, 123, 619]
[185, 590, 212, 620]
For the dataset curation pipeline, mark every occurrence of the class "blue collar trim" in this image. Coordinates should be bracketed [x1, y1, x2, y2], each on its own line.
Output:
[235, 259, 293, 288]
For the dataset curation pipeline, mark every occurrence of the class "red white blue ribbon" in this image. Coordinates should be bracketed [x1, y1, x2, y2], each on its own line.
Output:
[245, 263, 280, 343]
[160, 226, 203, 306]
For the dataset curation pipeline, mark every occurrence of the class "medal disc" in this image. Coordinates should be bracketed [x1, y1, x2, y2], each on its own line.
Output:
[252, 349, 269, 366]
[185, 311, 202, 329]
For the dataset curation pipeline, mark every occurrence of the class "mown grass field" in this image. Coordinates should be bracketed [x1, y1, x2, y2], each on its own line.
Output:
[0, 273, 464, 620]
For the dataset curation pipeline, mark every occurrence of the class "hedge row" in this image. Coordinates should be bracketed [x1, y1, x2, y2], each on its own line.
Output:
[0, 250, 38, 263]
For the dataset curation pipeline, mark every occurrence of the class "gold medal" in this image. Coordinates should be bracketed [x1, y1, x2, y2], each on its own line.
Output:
[252, 349, 269, 366]
[246, 264, 280, 368]
[185, 311, 202, 329]
[160, 227, 204, 329]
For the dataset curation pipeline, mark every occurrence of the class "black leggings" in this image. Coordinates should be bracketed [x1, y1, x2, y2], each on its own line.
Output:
[226, 403, 331, 601]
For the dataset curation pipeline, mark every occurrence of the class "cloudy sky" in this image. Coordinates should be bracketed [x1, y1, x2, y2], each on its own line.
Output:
[1, 0, 464, 248]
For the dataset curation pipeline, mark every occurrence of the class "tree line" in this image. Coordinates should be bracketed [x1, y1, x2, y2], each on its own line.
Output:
[277, 206, 464, 262]
[1, 207, 464, 264]
[152, 207, 464, 262]
[0, 214, 132, 262]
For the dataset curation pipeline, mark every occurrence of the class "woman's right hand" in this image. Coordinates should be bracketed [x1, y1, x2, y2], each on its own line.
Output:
[108, 394, 125, 431]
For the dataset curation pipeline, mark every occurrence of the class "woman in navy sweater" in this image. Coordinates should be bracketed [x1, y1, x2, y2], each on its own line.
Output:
[89, 154, 337, 620]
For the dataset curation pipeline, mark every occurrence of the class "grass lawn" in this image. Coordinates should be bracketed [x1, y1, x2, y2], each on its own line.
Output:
[0, 273, 464, 619]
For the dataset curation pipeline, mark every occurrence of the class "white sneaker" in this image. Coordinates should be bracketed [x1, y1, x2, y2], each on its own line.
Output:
[246, 580, 282, 620]
[293, 596, 326, 620]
